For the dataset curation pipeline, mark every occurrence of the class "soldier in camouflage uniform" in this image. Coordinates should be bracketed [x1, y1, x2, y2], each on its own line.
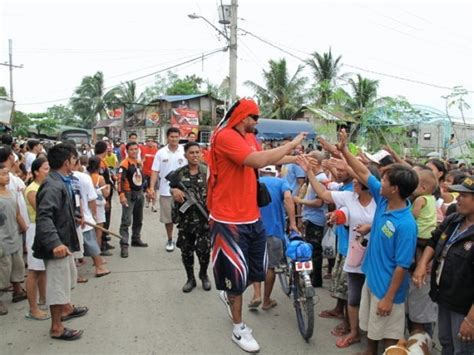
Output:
[169, 142, 211, 293]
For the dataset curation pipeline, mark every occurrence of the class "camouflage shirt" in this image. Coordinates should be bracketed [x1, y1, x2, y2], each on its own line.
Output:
[170, 163, 208, 230]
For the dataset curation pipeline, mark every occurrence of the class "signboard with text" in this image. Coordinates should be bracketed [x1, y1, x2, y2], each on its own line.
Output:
[171, 107, 199, 137]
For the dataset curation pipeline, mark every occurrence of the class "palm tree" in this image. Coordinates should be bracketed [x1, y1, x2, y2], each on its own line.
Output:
[346, 74, 379, 118]
[245, 58, 307, 119]
[70, 71, 110, 128]
[104, 81, 146, 115]
[305, 48, 343, 106]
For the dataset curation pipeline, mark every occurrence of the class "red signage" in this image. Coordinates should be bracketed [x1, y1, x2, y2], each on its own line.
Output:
[171, 107, 199, 137]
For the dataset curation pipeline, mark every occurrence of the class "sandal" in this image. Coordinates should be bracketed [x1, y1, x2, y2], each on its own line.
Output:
[12, 290, 27, 303]
[261, 299, 277, 310]
[77, 276, 88, 283]
[61, 306, 88, 322]
[319, 309, 344, 319]
[95, 271, 111, 278]
[25, 312, 51, 321]
[331, 323, 351, 336]
[336, 335, 361, 348]
[51, 327, 83, 341]
[248, 298, 262, 309]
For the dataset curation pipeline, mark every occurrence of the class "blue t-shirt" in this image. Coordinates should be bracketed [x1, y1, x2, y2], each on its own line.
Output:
[302, 172, 328, 226]
[362, 175, 417, 304]
[259, 176, 291, 240]
[335, 181, 353, 257]
[283, 163, 306, 197]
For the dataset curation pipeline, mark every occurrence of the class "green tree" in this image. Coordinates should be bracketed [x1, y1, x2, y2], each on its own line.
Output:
[346, 74, 379, 119]
[28, 113, 59, 136]
[306, 48, 343, 106]
[245, 58, 307, 119]
[46, 104, 79, 126]
[165, 74, 203, 95]
[105, 81, 146, 115]
[0, 86, 7, 97]
[11, 110, 31, 136]
[70, 71, 111, 128]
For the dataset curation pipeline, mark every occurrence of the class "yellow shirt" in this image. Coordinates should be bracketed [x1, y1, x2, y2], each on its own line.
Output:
[104, 153, 118, 168]
[24, 181, 40, 223]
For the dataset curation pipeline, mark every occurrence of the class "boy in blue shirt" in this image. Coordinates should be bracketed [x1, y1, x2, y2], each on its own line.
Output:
[336, 130, 418, 354]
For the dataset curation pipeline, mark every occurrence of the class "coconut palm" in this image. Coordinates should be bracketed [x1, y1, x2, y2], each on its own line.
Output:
[245, 58, 307, 119]
[70, 71, 110, 128]
[305, 48, 343, 106]
[346, 74, 379, 118]
[104, 81, 146, 115]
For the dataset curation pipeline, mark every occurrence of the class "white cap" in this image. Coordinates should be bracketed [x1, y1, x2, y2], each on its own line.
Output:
[259, 165, 277, 174]
[365, 149, 391, 165]
[102, 136, 109, 141]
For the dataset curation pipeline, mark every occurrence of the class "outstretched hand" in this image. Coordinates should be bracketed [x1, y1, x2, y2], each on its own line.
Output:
[326, 157, 348, 172]
[336, 128, 348, 151]
[317, 136, 340, 157]
[292, 132, 308, 149]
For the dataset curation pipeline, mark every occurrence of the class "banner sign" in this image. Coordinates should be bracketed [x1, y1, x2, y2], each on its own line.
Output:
[171, 107, 199, 137]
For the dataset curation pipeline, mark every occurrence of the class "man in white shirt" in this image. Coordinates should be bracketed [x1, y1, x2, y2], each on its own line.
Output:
[149, 127, 187, 252]
[24, 140, 42, 173]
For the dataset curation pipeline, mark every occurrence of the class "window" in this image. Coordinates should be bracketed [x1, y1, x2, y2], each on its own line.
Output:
[423, 133, 431, 140]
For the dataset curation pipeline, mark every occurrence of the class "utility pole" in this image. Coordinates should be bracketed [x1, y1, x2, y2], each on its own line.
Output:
[229, 0, 238, 103]
[0, 39, 24, 101]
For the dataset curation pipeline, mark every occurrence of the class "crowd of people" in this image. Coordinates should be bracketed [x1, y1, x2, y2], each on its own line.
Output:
[0, 97, 473, 354]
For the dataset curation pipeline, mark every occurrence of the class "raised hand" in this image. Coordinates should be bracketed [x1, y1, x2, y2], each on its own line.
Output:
[292, 132, 308, 149]
[336, 128, 348, 151]
[326, 157, 348, 172]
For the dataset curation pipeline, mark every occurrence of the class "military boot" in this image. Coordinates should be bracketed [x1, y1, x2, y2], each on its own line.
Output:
[199, 265, 212, 291]
[182, 266, 196, 293]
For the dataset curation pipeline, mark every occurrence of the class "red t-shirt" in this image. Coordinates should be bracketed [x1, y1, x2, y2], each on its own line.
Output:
[209, 129, 261, 223]
[141, 146, 158, 177]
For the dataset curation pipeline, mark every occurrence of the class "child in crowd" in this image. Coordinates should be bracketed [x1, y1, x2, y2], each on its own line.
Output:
[407, 169, 438, 335]
[0, 163, 28, 315]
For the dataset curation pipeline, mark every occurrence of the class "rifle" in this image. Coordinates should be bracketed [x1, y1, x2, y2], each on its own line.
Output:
[165, 170, 209, 220]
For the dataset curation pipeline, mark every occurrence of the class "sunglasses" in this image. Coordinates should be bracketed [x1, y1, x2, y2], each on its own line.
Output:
[249, 114, 259, 122]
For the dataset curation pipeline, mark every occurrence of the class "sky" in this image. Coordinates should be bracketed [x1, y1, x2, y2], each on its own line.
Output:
[1, 0, 473, 120]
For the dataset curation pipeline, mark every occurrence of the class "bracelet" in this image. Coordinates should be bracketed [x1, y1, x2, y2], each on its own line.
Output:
[465, 317, 474, 328]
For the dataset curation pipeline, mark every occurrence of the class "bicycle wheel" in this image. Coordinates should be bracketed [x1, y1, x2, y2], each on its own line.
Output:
[293, 272, 315, 341]
[277, 265, 291, 296]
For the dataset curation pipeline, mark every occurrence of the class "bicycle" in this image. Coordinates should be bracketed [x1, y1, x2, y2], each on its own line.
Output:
[276, 231, 315, 342]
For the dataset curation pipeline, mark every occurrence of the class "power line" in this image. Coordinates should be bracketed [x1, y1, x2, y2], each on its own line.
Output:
[239, 27, 474, 94]
[16, 47, 227, 106]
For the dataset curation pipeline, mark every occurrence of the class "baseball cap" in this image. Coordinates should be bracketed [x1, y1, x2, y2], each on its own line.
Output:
[259, 165, 277, 174]
[365, 149, 394, 166]
[448, 176, 474, 193]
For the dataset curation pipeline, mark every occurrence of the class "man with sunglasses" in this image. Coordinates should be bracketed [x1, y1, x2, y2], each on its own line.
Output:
[208, 98, 307, 353]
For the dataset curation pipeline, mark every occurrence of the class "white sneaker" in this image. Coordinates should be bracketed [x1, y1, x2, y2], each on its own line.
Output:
[219, 291, 233, 320]
[232, 324, 260, 353]
[165, 240, 174, 252]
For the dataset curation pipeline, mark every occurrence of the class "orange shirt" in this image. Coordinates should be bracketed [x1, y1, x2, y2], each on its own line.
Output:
[208, 129, 261, 223]
[141, 146, 158, 176]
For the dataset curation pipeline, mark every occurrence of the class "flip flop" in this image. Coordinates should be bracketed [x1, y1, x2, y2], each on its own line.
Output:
[12, 290, 27, 303]
[336, 336, 361, 348]
[77, 276, 88, 283]
[51, 328, 83, 341]
[25, 312, 51, 321]
[248, 299, 262, 309]
[319, 309, 344, 319]
[331, 325, 351, 337]
[95, 271, 111, 278]
[261, 300, 277, 310]
[61, 306, 88, 322]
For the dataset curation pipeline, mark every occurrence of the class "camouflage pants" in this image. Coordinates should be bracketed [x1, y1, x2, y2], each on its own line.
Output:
[176, 226, 211, 270]
[330, 254, 348, 300]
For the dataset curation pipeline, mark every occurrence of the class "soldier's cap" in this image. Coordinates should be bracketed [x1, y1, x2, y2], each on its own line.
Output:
[259, 165, 277, 174]
[449, 176, 474, 193]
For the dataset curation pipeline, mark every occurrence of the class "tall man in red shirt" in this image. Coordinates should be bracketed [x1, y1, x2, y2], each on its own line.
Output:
[141, 138, 158, 212]
[208, 98, 306, 352]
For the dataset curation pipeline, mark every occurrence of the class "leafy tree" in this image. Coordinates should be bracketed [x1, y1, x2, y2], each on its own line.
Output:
[70, 71, 111, 128]
[46, 104, 79, 126]
[27, 112, 59, 136]
[245, 58, 307, 119]
[0, 86, 7, 97]
[165, 74, 204, 95]
[11, 110, 31, 136]
[306, 48, 344, 106]
[346, 74, 379, 119]
[105, 81, 146, 115]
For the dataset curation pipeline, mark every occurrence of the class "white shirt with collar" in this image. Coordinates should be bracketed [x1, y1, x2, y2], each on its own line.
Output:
[151, 144, 187, 196]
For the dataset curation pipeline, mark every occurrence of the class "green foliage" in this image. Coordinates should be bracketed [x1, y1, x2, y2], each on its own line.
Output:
[165, 74, 203, 95]
[105, 81, 146, 115]
[46, 105, 79, 126]
[31, 116, 59, 136]
[0, 86, 7, 97]
[11, 111, 31, 136]
[245, 58, 307, 119]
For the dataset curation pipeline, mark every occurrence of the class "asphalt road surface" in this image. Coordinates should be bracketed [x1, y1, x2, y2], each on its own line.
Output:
[1, 198, 441, 354]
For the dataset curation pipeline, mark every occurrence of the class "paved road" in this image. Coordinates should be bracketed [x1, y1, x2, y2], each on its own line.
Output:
[1, 198, 441, 354]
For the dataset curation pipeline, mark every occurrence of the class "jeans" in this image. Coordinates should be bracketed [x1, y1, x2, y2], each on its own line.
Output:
[304, 221, 324, 287]
[438, 304, 474, 355]
[119, 191, 144, 246]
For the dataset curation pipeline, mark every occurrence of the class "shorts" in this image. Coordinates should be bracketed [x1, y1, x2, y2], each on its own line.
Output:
[82, 229, 101, 257]
[266, 236, 284, 269]
[159, 196, 172, 224]
[330, 254, 348, 300]
[144, 175, 158, 191]
[45, 255, 77, 306]
[347, 272, 365, 306]
[74, 227, 84, 259]
[95, 204, 106, 224]
[26, 223, 45, 271]
[211, 219, 267, 295]
[407, 278, 438, 323]
[359, 281, 405, 340]
[0, 250, 25, 289]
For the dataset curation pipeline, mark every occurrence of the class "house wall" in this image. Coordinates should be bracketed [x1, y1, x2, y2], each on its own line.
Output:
[417, 121, 474, 156]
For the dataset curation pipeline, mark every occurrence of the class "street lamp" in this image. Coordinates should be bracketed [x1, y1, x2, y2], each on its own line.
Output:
[188, 2, 238, 104]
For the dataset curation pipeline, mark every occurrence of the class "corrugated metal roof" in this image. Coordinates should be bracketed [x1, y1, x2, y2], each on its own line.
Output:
[93, 119, 122, 129]
[151, 94, 208, 103]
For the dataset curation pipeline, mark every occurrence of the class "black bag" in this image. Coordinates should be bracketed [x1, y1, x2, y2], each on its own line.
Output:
[255, 169, 272, 207]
